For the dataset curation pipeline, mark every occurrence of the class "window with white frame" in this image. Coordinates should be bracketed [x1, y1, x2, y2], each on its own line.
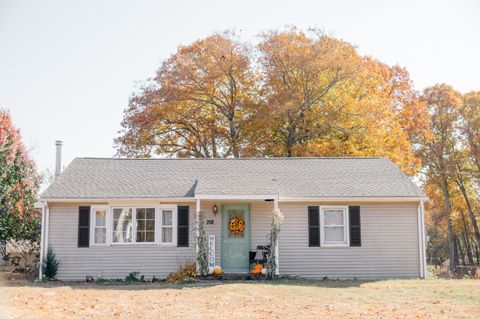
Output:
[321, 206, 348, 246]
[136, 208, 155, 243]
[109, 206, 176, 245]
[112, 208, 133, 243]
[160, 209, 174, 244]
[92, 207, 108, 245]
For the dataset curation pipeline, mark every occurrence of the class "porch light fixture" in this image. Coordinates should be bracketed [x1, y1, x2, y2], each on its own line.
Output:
[212, 204, 218, 216]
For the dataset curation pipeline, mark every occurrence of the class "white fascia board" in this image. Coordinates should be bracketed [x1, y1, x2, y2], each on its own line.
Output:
[194, 194, 279, 200]
[40, 195, 427, 203]
[39, 197, 196, 203]
[279, 196, 428, 202]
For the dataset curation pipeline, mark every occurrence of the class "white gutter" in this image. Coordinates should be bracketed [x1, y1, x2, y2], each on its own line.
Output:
[280, 196, 428, 202]
[195, 194, 278, 200]
[40, 197, 197, 203]
[42, 196, 427, 203]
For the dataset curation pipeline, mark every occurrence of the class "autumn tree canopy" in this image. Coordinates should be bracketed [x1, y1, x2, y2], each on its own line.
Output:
[420, 85, 480, 272]
[0, 109, 41, 262]
[116, 33, 261, 158]
[115, 29, 426, 175]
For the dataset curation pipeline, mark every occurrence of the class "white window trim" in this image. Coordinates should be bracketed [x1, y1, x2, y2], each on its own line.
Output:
[110, 206, 158, 245]
[90, 206, 110, 246]
[158, 205, 177, 246]
[320, 205, 349, 247]
[134, 207, 158, 245]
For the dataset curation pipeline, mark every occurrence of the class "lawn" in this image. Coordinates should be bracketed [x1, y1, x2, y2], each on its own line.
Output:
[1, 275, 479, 318]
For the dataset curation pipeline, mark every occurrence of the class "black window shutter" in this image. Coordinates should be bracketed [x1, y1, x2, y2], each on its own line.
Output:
[308, 206, 320, 247]
[177, 206, 189, 247]
[349, 206, 361, 247]
[78, 206, 90, 248]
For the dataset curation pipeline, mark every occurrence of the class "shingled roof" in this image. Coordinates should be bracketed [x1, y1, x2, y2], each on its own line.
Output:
[40, 157, 425, 200]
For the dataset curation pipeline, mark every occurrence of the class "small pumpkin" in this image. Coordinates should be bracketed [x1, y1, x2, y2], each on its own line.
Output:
[251, 263, 263, 275]
[261, 268, 267, 275]
[213, 266, 222, 276]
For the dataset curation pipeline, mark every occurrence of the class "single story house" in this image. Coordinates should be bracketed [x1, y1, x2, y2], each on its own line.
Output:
[39, 157, 427, 280]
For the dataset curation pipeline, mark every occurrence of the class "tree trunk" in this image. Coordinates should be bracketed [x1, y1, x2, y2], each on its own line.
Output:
[473, 237, 480, 265]
[455, 171, 480, 257]
[456, 236, 465, 266]
[459, 209, 475, 265]
[229, 123, 240, 158]
[462, 229, 475, 266]
[285, 126, 295, 157]
[0, 240, 5, 265]
[441, 177, 457, 273]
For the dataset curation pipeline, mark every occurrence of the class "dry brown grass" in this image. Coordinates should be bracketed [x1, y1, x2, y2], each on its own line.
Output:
[1, 274, 479, 319]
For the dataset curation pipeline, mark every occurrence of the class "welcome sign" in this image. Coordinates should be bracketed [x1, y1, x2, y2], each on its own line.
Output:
[208, 235, 215, 269]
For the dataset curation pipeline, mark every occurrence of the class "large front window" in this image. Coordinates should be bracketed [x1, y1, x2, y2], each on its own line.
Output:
[108, 206, 176, 245]
[321, 206, 348, 246]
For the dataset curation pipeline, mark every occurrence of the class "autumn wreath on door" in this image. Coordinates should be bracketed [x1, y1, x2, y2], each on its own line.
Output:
[229, 216, 245, 237]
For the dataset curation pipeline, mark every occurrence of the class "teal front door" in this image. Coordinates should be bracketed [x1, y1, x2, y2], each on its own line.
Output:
[221, 204, 250, 273]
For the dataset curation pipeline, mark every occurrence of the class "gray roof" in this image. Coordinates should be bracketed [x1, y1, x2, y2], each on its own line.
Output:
[40, 157, 425, 200]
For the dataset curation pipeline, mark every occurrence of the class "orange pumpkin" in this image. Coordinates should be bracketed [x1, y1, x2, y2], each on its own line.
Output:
[251, 263, 263, 275]
[214, 266, 222, 275]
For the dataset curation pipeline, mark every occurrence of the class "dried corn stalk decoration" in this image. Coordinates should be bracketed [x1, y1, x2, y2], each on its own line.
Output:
[195, 211, 209, 277]
[266, 208, 283, 279]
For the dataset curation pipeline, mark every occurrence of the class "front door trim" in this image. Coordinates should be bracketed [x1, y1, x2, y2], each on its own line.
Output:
[221, 203, 251, 273]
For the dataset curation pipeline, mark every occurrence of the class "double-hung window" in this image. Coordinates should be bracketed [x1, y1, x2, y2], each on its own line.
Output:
[136, 208, 156, 243]
[92, 206, 108, 245]
[321, 206, 349, 246]
[159, 206, 177, 245]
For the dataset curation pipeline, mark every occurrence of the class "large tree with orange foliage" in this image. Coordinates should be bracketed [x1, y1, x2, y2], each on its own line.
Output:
[116, 28, 426, 176]
[258, 29, 426, 174]
[116, 32, 262, 158]
[419, 86, 480, 274]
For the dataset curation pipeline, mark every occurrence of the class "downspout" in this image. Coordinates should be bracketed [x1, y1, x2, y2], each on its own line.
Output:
[421, 200, 427, 278]
[38, 202, 46, 280]
[44, 204, 50, 275]
[417, 200, 425, 278]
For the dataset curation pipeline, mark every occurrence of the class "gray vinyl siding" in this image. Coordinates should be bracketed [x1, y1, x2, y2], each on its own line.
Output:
[250, 201, 273, 249]
[278, 202, 421, 279]
[47, 201, 421, 280]
[48, 203, 196, 281]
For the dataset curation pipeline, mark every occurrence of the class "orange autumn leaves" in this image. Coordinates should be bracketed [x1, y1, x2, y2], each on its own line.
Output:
[115, 28, 428, 175]
[419, 85, 480, 269]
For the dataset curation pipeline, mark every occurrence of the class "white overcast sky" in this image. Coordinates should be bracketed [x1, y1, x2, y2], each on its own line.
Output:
[1, 0, 479, 178]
